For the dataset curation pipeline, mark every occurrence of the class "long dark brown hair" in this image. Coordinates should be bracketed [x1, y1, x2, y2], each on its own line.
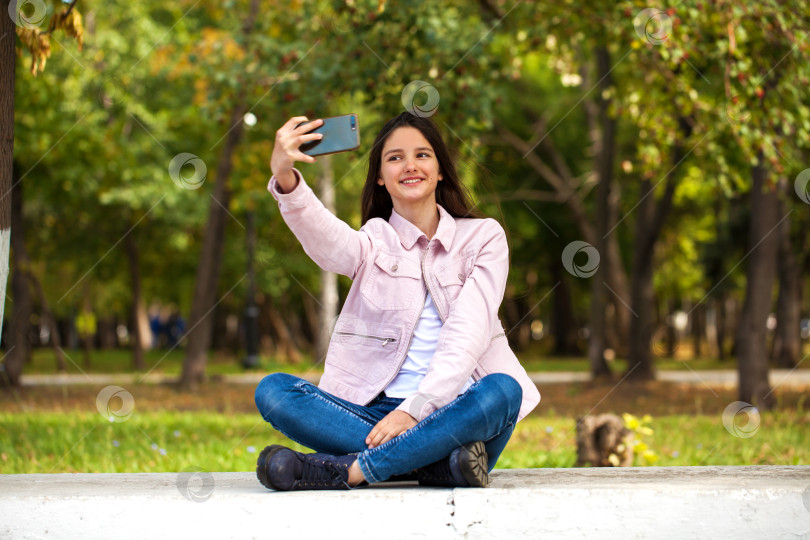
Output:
[361, 112, 483, 224]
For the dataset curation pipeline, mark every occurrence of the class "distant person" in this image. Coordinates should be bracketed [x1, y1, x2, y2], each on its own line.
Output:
[148, 304, 163, 349]
[166, 310, 185, 347]
[254, 112, 540, 491]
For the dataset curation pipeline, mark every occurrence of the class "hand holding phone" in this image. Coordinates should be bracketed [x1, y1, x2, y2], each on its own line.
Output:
[297, 114, 360, 157]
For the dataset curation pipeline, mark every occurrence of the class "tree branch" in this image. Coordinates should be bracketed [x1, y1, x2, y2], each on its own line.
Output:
[497, 124, 596, 244]
[477, 0, 504, 21]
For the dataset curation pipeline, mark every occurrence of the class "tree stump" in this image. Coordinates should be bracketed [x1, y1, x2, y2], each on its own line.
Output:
[575, 414, 634, 467]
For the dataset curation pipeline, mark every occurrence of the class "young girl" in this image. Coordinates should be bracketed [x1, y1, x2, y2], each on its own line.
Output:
[254, 111, 540, 490]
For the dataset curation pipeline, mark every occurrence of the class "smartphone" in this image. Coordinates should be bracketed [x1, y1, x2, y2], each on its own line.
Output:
[298, 114, 360, 157]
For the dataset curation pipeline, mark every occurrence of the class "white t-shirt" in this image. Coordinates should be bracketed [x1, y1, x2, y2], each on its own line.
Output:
[383, 291, 475, 398]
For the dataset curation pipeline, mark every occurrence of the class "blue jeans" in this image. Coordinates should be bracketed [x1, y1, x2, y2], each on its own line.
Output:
[254, 372, 522, 484]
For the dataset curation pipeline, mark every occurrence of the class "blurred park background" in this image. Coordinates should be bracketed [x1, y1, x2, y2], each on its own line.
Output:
[1, 0, 809, 474]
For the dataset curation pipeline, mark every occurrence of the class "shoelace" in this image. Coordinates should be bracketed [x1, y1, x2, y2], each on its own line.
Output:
[298, 457, 350, 488]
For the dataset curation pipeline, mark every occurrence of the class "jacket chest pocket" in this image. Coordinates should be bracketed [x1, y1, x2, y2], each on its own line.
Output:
[435, 255, 473, 307]
[329, 317, 401, 385]
[361, 251, 422, 311]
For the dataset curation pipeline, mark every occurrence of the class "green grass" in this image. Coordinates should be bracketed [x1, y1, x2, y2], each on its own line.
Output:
[1, 410, 807, 474]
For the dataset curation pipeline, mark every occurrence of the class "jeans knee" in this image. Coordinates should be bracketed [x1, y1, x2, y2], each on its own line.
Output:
[477, 373, 522, 420]
[254, 372, 299, 421]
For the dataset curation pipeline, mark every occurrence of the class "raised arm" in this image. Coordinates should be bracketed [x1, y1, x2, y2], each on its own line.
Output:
[271, 116, 324, 193]
[268, 117, 371, 278]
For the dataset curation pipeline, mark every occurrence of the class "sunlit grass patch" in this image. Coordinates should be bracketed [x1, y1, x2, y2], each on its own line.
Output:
[1, 410, 807, 474]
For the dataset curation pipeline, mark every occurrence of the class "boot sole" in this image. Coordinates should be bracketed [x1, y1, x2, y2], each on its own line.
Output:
[457, 441, 490, 488]
[256, 444, 288, 490]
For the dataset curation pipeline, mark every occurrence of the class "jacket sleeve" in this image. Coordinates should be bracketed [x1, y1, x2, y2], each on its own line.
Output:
[268, 169, 371, 279]
[396, 218, 509, 422]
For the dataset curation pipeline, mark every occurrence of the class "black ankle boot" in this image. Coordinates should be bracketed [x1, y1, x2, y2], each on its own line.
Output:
[256, 445, 357, 491]
[417, 441, 489, 488]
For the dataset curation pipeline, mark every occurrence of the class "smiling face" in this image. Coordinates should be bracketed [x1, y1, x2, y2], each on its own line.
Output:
[376, 126, 443, 214]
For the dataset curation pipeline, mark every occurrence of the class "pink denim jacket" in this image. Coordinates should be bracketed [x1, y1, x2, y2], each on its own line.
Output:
[268, 170, 540, 422]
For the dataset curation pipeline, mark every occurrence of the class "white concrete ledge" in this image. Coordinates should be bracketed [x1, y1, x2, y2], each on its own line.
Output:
[2, 467, 809, 539]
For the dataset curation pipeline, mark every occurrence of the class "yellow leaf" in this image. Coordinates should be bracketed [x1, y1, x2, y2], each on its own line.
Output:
[623, 413, 640, 430]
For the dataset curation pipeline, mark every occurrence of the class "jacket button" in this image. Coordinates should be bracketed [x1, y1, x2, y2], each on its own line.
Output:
[458, 273, 464, 281]
[391, 264, 398, 272]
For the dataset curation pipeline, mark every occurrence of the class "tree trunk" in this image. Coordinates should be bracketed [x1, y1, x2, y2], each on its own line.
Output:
[266, 302, 301, 364]
[626, 175, 663, 381]
[627, 207, 657, 380]
[98, 317, 117, 348]
[125, 231, 145, 370]
[316, 156, 338, 363]
[736, 159, 779, 409]
[257, 293, 277, 356]
[625, 117, 691, 381]
[300, 293, 320, 346]
[5, 163, 32, 386]
[771, 178, 801, 369]
[665, 298, 677, 357]
[242, 210, 260, 368]
[606, 234, 631, 356]
[180, 107, 245, 385]
[587, 44, 616, 379]
[180, 0, 259, 387]
[551, 260, 579, 356]
[0, 0, 15, 345]
[716, 296, 728, 361]
[29, 273, 68, 372]
[502, 288, 522, 350]
[575, 414, 633, 467]
[691, 303, 704, 358]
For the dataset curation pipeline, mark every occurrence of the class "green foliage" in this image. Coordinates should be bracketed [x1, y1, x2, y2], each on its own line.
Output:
[10, 0, 810, 373]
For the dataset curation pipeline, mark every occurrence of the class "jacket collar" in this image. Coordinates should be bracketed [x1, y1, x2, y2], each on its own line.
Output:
[389, 204, 455, 251]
